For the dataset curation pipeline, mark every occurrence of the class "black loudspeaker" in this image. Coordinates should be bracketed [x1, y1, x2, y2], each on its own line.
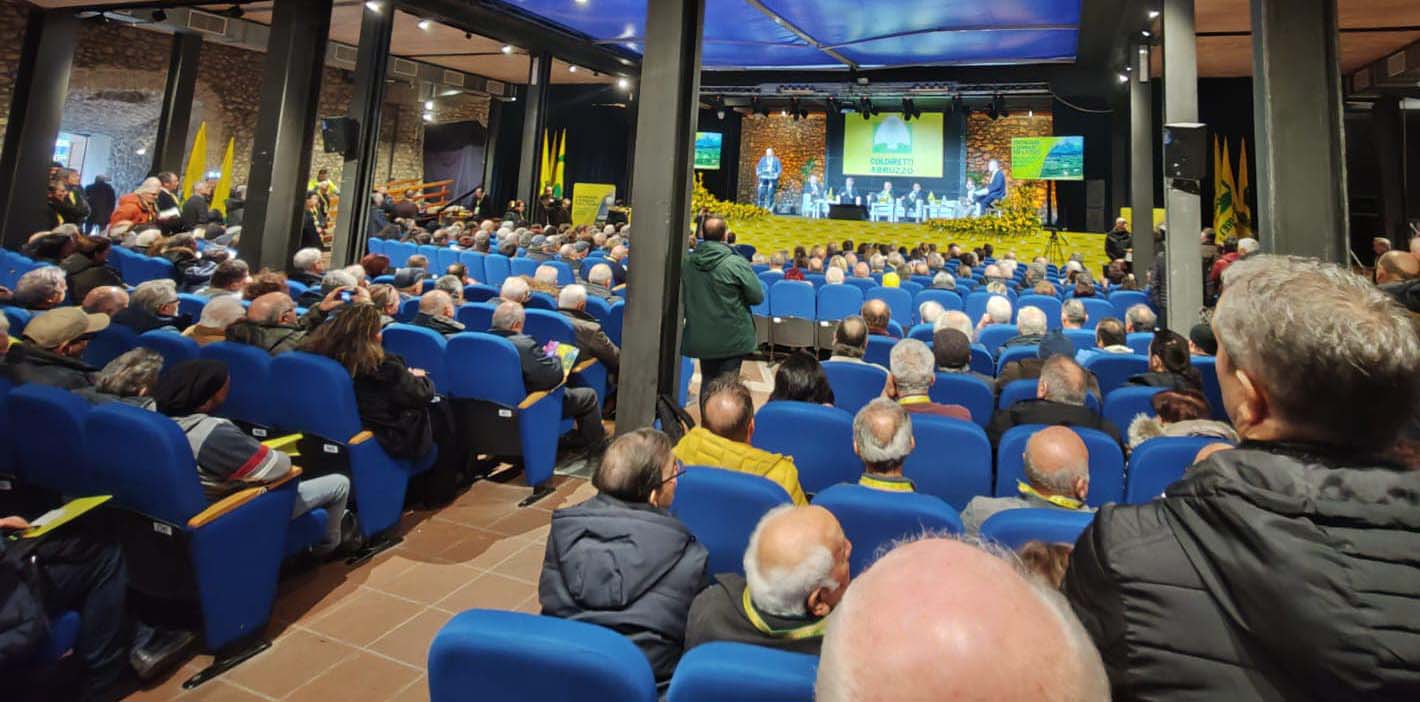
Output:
[1163, 122, 1207, 181]
[320, 117, 358, 157]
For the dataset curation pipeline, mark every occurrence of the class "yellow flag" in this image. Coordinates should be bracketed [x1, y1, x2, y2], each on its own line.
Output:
[182, 122, 208, 200]
[1234, 139, 1252, 237]
[211, 138, 235, 217]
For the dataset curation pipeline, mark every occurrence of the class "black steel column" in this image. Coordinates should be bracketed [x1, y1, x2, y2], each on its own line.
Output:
[1130, 45, 1155, 280]
[1161, 0, 1203, 328]
[330, 2, 393, 267]
[1250, 0, 1348, 261]
[0, 9, 76, 247]
[516, 51, 552, 207]
[614, 0, 705, 433]
[151, 31, 203, 178]
[240, 0, 333, 271]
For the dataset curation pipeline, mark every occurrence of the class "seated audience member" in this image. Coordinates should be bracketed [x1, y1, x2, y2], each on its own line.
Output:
[1, 307, 107, 389]
[9, 266, 67, 310]
[1002, 306, 1048, 349]
[75, 347, 162, 409]
[411, 290, 466, 337]
[998, 331, 1078, 393]
[673, 376, 807, 505]
[182, 295, 246, 346]
[539, 428, 708, 683]
[61, 236, 122, 302]
[860, 299, 898, 338]
[557, 285, 619, 373]
[490, 302, 605, 451]
[933, 328, 993, 385]
[1075, 317, 1131, 366]
[494, 276, 531, 307]
[815, 537, 1108, 701]
[360, 253, 390, 280]
[852, 399, 918, 493]
[367, 283, 400, 327]
[1124, 303, 1156, 334]
[1064, 255, 1420, 699]
[584, 263, 617, 300]
[827, 316, 873, 365]
[685, 505, 851, 655]
[226, 288, 350, 355]
[434, 275, 464, 305]
[768, 353, 835, 406]
[1061, 299, 1088, 330]
[1188, 322, 1218, 356]
[112, 279, 182, 334]
[81, 286, 129, 318]
[242, 269, 288, 301]
[198, 259, 250, 299]
[962, 426, 1094, 534]
[1127, 329, 1203, 391]
[975, 296, 1013, 339]
[1127, 389, 1238, 450]
[887, 339, 970, 421]
[988, 355, 1120, 445]
[153, 360, 350, 557]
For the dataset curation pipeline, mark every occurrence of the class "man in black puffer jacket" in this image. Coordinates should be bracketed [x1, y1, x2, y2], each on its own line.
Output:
[1064, 255, 1420, 701]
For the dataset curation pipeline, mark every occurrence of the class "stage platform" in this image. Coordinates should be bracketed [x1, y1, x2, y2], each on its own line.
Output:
[728, 215, 1110, 274]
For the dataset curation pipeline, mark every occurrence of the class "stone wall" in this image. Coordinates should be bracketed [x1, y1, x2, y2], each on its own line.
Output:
[736, 113, 827, 208]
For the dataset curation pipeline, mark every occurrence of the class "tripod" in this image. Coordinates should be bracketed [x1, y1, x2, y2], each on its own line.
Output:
[1043, 229, 1070, 266]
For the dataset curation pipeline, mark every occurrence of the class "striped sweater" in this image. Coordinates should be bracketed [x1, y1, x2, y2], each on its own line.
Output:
[174, 414, 292, 500]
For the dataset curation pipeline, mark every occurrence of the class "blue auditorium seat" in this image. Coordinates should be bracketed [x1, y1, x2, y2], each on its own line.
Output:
[752, 401, 858, 495]
[904, 415, 992, 511]
[929, 373, 993, 428]
[1084, 353, 1150, 396]
[382, 323, 450, 392]
[996, 425, 1124, 507]
[670, 467, 793, 576]
[138, 330, 200, 368]
[812, 484, 962, 576]
[979, 508, 1095, 549]
[821, 360, 887, 415]
[200, 342, 275, 434]
[1102, 385, 1164, 437]
[668, 642, 818, 702]
[1125, 436, 1222, 503]
[429, 610, 657, 702]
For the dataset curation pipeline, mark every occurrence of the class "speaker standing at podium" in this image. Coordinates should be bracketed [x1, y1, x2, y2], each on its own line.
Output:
[756, 148, 782, 210]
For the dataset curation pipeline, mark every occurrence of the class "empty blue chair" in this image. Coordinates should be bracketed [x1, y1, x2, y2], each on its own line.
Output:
[976, 324, 1017, 354]
[483, 254, 511, 288]
[865, 286, 912, 326]
[979, 508, 1095, 549]
[668, 642, 817, 702]
[904, 415, 992, 510]
[998, 379, 1040, 410]
[1079, 298, 1113, 328]
[447, 333, 562, 494]
[996, 425, 1125, 507]
[914, 288, 962, 313]
[815, 284, 864, 350]
[429, 610, 657, 702]
[812, 484, 962, 576]
[178, 293, 208, 322]
[269, 352, 435, 540]
[863, 335, 895, 368]
[456, 302, 497, 332]
[996, 345, 1038, 374]
[82, 323, 140, 368]
[969, 344, 994, 376]
[458, 250, 487, 282]
[382, 324, 449, 392]
[930, 373, 993, 428]
[769, 280, 816, 349]
[1063, 328, 1096, 354]
[1109, 290, 1150, 320]
[752, 401, 858, 495]
[138, 330, 199, 368]
[821, 361, 887, 415]
[1125, 436, 1220, 503]
[1126, 332, 1154, 356]
[1085, 353, 1150, 396]
[1102, 385, 1164, 437]
[1192, 356, 1227, 421]
[463, 283, 498, 303]
[671, 467, 793, 576]
[199, 342, 275, 432]
[9, 384, 92, 494]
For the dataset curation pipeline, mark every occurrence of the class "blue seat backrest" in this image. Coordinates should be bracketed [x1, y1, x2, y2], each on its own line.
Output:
[199, 342, 273, 428]
[979, 508, 1095, 549]
[1079, 298, 1113, 328]
[1191, 356, 1226, 420]
[268, 352, 363, 442]
[524, 309, 576, 345]
[864, 335, 895, 368]
[670, 467, 792, 576]
[996, 424, 1125, 506]
[1109, 290, 1150, 320]
[463, 283, 498, 303]
[821, 361, 887, 415]
[1017, 294, 1062, 328]
[666, 642, 817, 702]
[83, 323, 141, 368]
[751, 401, 858, 495]
[383, 324, 450, 391]
[977, 324, 1017, 355]
[458, 251, 487, 282]
[1102, 385, 1164, 436]
[85, 402, 208, 525]
[1125, 436, 1220, 503]
[865, 286, 912, 325]
[914, 288, 962, 313]
[769, 280, 815, 318]
[510, 257, 539, 279]
[9, 384, 92, 493]
[1084, 353, 1150, 395]
[446, 332, 528, 407]
[904, 415, 992, 510]
[1125, 332, 1153, 355]
[456, 302, 497, 332]
[429, 610, 657, 702]
[1063, 328, 1096, 353]
[138, 330, 200, 368]
[812, 484, 962, 576]
[930, 373, 993, 427]
[483, 254, 511, 288]
[996, 345, 1038, 374]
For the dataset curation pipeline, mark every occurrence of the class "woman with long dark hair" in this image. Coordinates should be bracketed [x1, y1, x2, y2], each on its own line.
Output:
[1127, 329, 1203, 392]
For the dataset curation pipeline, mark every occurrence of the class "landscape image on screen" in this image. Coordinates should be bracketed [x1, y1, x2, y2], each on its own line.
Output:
[1010, 136, 1085, 180]
[694, 131, 722, 170]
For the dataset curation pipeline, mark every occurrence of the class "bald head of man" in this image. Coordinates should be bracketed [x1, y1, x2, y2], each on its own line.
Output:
[248, 291, 296, 325]
[1024, 426, 1090, 502]
[699, 376, 756, 443]
[744, 505, 852, 619]
[860, 299, 891, 334]
[1375, 250, 1420, 285]
[816, 538, 1108, 702]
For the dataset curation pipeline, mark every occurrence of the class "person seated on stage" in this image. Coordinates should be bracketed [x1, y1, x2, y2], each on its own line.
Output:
[673, 376, 807, 505]
[1077, 317, 1134, 366]
[887, 339, 971, 422]
[410, 290, 465, 337]
[558, 285, 619, 374]
[861, 300, 898, 338]
[685, 505, 851, 656]
[1124, 303, 1157, 334]
[961, 426, 1094, 535]
[839, 177, 861, 206]
[852, 399, 917, 493]
[988, 354, 1121, 446]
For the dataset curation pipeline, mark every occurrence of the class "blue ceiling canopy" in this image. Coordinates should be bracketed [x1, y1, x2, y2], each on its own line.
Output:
[494, 0, 1081, 70]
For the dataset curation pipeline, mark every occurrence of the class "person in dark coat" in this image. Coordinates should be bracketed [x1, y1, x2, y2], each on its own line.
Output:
[987, 354, 1120, 446]
[60, 236, 124, 303]
[1064, 255, 1420, 701]
[1, 307, 108, 389]
[84, 175, 117, 233]
[539, 428, 708, 684]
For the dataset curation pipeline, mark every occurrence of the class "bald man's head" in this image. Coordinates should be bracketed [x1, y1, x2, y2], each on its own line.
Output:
[248, 292, 296, 325]
[699, 376, 755, 443]
[1024, 426, 1090, 501]
[861, 299, 891, 332]
[745, 505, 852, 619]
[1375, 251, 1420, 284]
[816, 538, 1108, 702]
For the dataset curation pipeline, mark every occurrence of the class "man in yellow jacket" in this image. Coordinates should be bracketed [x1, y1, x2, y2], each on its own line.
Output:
[673, 377, 807, 505]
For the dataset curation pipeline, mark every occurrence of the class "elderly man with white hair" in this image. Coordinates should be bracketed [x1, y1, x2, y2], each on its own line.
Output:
[886, 339, 971, 422]
[557, 284, 619, 373]
[411, 289, 465, 337]
[685, 505, 851, 655]
[290, 247, 325, 287]
[1065, 255, 1420, 699]
[182, 295, 246, 346]
[851, 398, 918, 492]
[1002, 305, 1048, 348]
[816, 536, 1109, 701]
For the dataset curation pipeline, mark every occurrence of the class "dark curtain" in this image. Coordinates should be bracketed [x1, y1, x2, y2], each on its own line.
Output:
[696, 108, 741, 200]
[423, 120, 487, 208]
[547, 85, 634, 200]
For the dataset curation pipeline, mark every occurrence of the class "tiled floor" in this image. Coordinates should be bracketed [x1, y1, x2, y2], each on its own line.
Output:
[124, 360, 776, 702]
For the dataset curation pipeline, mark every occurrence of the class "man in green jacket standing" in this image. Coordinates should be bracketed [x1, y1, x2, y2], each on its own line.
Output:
[682, 216, 764, 382]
